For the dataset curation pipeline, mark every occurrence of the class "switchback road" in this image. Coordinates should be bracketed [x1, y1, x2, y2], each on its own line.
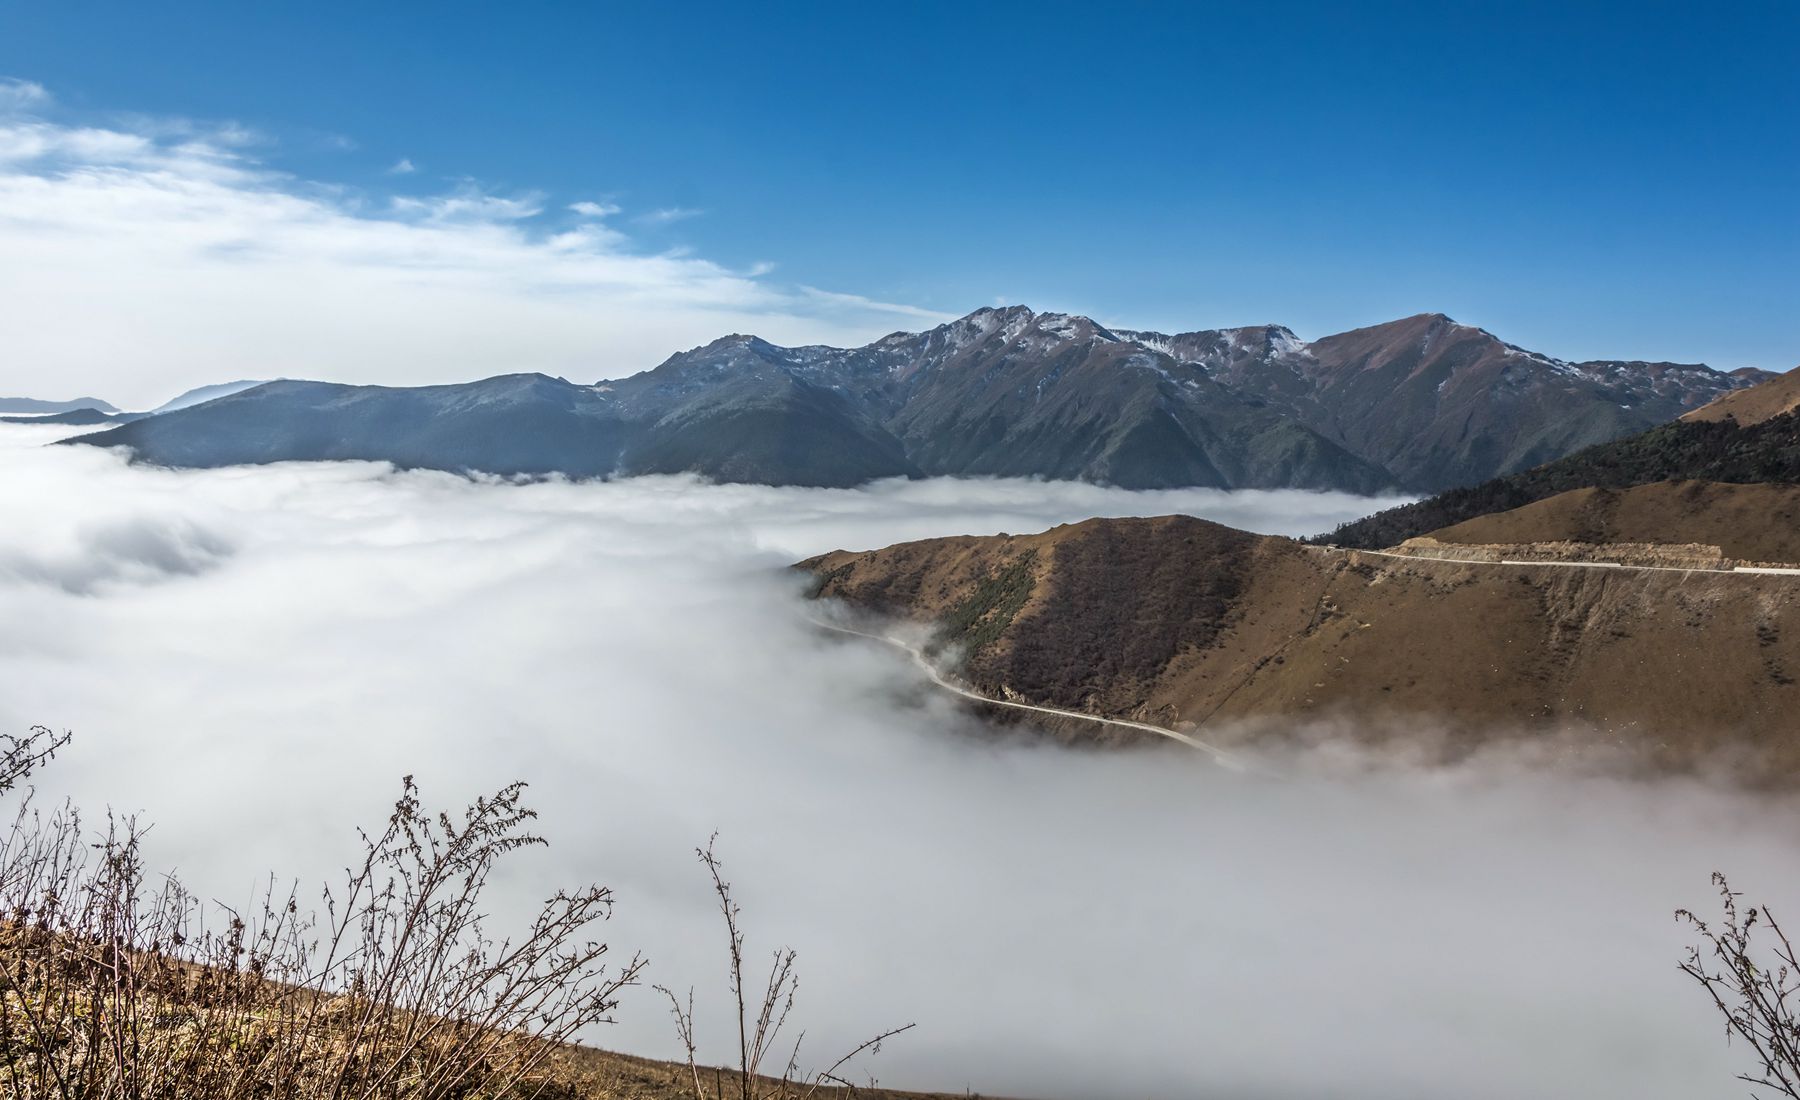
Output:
[806, 615, 1241, 768]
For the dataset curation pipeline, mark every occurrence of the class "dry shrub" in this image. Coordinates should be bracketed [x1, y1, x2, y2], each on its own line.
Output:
[1679, 872, 1800, 1098]
[0, 725, 644, 1099]
[656, 837, 912, 1100]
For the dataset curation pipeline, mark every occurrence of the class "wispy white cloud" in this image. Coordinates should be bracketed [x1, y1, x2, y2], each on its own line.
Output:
[0, 82, 952, 408]
[635, 206, 702, 226]
[390, 184, 546, 223]
[568, 199, 621, 218]
[797, 284, 954, 322]
[0, 78, 49, 112]
[387, 157, 416, 174]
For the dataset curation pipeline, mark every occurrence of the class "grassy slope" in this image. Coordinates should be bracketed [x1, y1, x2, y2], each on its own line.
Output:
[801, 516, 1800, 778]
[1426, 481, 1800, 564]
[0, 930, 977, 1100]
[542, 1044, 985, 1100]
[1682, 366, 1800, 426]
[801, 516, 1258, 715]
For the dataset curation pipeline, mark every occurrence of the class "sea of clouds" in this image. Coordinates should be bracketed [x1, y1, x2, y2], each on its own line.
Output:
[1, 421, 1794, 1100]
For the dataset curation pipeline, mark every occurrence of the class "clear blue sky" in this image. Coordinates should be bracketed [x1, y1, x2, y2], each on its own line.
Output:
[2, 0, 1796, 370]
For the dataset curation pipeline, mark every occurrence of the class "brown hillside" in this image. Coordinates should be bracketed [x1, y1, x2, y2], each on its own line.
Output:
[1425, 481, 1800, 565]
[1682, 366, 1800, 425]
[800, 516, 1800, 779]
[535, 1044, 981, 1100]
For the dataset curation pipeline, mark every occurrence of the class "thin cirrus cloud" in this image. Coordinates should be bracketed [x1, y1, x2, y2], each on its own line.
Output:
[390, 185, 547, 223]
[635, 206, 702, 226]
[0, 77, 49, 109]
[0, 80, 950, 409]
[569, 199, 622, 218]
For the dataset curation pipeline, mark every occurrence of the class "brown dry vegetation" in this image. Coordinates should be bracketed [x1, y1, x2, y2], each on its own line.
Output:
[0, 749, 643, 1100]
[1682, 366, 1800, 426]
[0, 728, 958, 1100]
[534, 1047, 967, 1100]
[799, 515, 1800, 779]
[1423, 481, 1800, 565]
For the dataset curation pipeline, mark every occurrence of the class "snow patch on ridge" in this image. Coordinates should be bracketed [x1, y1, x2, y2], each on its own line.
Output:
[1268, 327, 1310, 358]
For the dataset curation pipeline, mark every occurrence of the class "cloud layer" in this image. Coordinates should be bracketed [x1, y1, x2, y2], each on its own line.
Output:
[0, 86, 946, 409]
[1, 427, 1793, 1099]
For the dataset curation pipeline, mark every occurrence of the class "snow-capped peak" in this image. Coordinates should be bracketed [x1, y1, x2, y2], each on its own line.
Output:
[1266, 326, 1310, 358]
[1033, 312, 1119, 343]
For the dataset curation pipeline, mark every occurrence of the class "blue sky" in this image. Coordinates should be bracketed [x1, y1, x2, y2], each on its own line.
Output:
[0, 1, 1795, 402]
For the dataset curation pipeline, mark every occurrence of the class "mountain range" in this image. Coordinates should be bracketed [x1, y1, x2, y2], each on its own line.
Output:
[0, 381, 268, 422]
[65, 307, 1771, 493]
[798, 368, 1800, 778]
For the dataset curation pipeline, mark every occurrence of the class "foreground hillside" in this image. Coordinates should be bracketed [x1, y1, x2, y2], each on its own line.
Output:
[0, 726, 959, 1100]
[800, 516, 1800, 777]
[69, 307, 1764, 492]
[512, 1042, 973, 1100]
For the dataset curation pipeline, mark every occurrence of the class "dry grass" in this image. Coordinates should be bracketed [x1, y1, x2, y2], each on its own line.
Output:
[801, 514, 1800, 777]
[1682, 367, 1800, 426]
[0, 727, 955, 1100]
[0, 724, 641, 1099]
[1422, 481, 1800, 566]
[535, 1045, 970, 1100]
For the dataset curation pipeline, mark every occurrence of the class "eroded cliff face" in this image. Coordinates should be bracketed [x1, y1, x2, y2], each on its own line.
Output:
[799, 516, 1800, 778]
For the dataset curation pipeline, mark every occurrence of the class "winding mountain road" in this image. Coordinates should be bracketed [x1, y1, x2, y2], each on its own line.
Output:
[806, 615, 1241, 768]
[806, 541, 1797, 770]
[1324, 545, 1800, 576]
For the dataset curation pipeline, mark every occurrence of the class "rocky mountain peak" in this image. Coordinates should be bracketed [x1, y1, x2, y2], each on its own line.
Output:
[1025, 311, 1120, 344]
[80, 304, 1774, 497]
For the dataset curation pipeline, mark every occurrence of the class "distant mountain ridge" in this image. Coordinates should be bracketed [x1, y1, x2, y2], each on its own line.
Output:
[0, 395, 117, 415]
[0, 407, 123, 426]
[150, 380, 268, 414]
[66, 307, 1771, 492]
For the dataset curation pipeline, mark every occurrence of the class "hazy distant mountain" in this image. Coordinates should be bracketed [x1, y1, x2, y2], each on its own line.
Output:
[149, 380, 270, 414]
[0, 407, 123, 426]
[72, 372, 919, 488]
[0, 395, 117, 415]
[67, 307, 1768, 492]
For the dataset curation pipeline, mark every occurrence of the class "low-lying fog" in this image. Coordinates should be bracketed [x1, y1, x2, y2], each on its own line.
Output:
[1, 422, 1791, 1100]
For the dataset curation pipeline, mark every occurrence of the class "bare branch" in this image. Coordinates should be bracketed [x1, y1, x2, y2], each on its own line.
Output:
[1680, 872, 1800, 1098]
[663, 836, 911, 1100]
